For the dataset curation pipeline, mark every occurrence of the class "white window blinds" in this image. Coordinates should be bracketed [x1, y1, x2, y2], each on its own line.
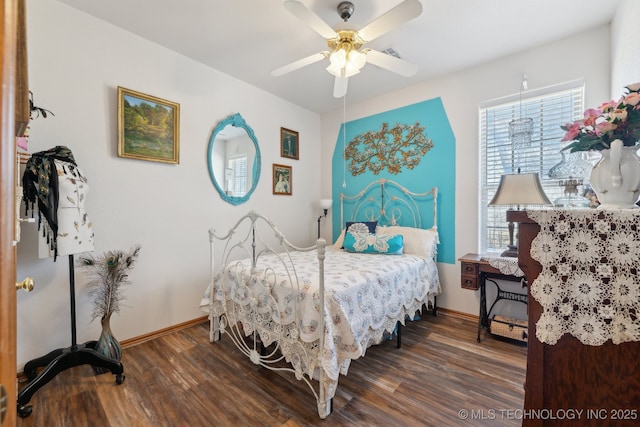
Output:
[479, 82, 585, 252]
[229, 156, 247, 197]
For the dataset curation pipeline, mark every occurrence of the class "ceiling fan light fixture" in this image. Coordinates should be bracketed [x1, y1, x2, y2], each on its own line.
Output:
[326, 47, 366, 78]
[327, 52, 345, 77]
[343, 63, 361, 78]
[329, 49, 347, 68]
[349, 49, 367, 69]
[275, 0, 422, 96]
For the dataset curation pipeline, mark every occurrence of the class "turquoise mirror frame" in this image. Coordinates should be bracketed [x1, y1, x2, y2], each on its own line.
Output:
[207, 113, 261, 205]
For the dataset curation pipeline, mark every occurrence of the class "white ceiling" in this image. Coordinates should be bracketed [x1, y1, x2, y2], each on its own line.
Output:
[56, 0, 620, 115]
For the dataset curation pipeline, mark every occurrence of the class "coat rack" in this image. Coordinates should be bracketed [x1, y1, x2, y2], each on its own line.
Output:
[16, 256, 125, 417]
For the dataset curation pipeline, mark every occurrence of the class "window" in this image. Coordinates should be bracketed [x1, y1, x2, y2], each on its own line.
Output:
[228, 156, 247, 197]
[479, 81, 585, 253]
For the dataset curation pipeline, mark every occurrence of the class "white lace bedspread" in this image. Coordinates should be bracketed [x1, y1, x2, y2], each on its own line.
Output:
[200, 246, 440, 398]
[528, 209, 640, 346]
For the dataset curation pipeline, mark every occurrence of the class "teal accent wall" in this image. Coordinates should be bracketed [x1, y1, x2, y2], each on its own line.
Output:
[331, 97, 456, 264]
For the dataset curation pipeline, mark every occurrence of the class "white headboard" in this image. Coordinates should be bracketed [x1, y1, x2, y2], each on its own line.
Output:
[339, 178, 438, 229]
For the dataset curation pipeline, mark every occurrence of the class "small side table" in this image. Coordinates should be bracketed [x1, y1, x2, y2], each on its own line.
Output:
[459, 253, 527, 342]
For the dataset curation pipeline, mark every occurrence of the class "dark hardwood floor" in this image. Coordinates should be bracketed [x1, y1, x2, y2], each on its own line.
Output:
[16, 313, 526, 426]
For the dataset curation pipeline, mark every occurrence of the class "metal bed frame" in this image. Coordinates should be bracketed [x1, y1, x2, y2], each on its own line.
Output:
[206, 179, 438, 418]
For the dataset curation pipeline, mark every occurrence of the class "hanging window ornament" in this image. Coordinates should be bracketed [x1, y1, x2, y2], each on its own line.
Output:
[509, 75, 533, 148]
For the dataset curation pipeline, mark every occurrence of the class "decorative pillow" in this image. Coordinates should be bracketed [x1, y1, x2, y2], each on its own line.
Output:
[343, 232, 404, 255]
[376, 225, 439, 259]
[346, 221, 377, 234]
[340, 221, 377, 248]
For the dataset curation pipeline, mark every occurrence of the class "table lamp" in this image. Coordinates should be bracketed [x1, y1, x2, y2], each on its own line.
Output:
[489, 173, 552, 257]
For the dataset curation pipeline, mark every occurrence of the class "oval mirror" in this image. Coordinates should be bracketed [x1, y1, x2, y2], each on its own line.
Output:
[207, 113, 261, 205]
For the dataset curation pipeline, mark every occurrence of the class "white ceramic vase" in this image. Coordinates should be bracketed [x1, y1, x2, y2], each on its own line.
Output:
[589, 139, 640, 209]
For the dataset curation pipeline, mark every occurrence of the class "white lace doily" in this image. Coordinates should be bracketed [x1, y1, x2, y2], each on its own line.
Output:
[527, 209, 640, 346]
[481, 256, 524, 277]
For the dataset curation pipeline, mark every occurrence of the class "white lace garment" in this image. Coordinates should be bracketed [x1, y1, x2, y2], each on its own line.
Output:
[528, 209, 640, 346]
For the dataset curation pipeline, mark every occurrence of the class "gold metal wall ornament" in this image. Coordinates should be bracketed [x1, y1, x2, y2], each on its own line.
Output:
[344, 122, 433, 176]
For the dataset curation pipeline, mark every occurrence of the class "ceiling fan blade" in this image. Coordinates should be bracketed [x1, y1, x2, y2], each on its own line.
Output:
[333, 76, 348, 98]
[271, 52, 328, 77]
[365, 49, 418, 77]
[358, 0, 422, 42]
[284, 0, 337, 39]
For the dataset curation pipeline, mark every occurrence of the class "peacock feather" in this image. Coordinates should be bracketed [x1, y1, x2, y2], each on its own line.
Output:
[79, 245, 141, 321]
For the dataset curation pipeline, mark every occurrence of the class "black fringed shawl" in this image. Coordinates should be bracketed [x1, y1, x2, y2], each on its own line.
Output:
[22, 146, 77, 260]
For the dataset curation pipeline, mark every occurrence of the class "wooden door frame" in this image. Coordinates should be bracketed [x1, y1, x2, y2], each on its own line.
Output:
[1, 0, 19, 425]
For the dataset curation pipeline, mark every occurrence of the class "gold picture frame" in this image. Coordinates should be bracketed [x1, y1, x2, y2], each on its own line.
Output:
[273, 163, 292, 195]
[280, 127, 299, 160]
[117, 87, 180, 164]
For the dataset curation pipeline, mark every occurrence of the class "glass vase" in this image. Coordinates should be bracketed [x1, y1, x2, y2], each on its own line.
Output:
[93, 313, 122, 374]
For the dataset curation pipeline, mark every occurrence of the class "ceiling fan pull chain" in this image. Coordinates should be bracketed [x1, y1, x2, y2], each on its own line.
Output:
[343, 94, 347, 189]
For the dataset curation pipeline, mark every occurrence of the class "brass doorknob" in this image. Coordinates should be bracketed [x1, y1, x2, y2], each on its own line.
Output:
[15, 277, 34, 292]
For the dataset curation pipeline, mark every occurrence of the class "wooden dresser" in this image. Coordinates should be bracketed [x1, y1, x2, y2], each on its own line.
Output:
[511, 210, 640, 427]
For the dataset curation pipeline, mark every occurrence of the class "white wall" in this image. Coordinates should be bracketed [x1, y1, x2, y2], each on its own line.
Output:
[321, 26, 612, 316]
[16, 0, 321, 368]
[611, 0, 640, 96]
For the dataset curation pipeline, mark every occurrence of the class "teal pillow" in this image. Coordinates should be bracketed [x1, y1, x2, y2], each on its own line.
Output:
[343, 232, 404, 255]
[341, 221, 378, 249]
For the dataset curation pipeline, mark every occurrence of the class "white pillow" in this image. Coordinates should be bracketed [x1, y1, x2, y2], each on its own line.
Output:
[376, 225, 439, 259]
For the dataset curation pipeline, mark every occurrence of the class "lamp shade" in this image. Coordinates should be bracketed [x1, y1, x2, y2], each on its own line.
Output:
[326, 47, 366, 78]
[489, 173, 552, 207]
[319, 199, 333, 210]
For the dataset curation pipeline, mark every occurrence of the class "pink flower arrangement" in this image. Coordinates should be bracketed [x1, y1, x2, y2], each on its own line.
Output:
[562, 82, 640, 152]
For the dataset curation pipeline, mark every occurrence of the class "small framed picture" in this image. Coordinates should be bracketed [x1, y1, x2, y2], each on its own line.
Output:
[117, 87, 180, 164]
[280, 127, 299, 160]
[273, 163, 292, 195]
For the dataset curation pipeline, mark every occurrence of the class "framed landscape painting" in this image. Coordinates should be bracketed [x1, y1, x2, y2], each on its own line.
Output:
[117, 87, 180, 164]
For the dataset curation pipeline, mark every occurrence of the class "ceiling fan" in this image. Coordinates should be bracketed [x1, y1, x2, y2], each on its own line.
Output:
[271, 0, 422, 98]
